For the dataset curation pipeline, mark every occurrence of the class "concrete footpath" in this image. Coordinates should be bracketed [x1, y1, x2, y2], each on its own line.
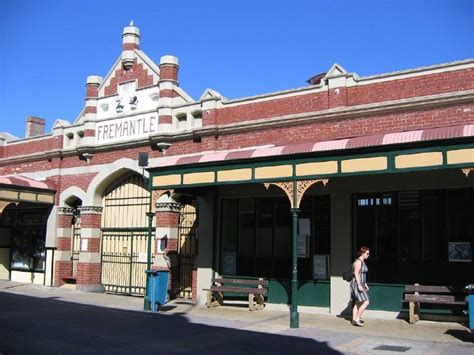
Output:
[1, 280, 473, 354]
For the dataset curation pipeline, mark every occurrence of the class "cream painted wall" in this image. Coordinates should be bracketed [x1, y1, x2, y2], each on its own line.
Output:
[11, 270, 45, 285]
[0, 227, 11, 280]
[329, 192, 352, 315]
[195, 191, 215, 306]
[0, 248, 10, 280]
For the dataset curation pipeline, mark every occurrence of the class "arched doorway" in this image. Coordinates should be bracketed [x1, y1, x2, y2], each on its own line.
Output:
[100, 173, 154, 296]
[177, 200, 198, 299]
[64, 196, 82, 279]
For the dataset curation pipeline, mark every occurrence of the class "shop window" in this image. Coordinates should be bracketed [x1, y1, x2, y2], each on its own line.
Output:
[5, 208, 49, 272]
[11, 227, 46, 271]
[398, 191, 421, 262]
[220, 195, 330, 280]
[354, 188, 474, 285]
[422, 190, 447, 262]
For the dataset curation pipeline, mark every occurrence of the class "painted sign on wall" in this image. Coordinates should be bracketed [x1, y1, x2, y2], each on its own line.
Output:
[95, 114, 159, 144]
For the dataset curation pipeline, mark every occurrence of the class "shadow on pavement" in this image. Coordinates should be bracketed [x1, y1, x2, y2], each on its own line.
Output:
[445, 329, 474, 343]
[0, 292, 341, 354]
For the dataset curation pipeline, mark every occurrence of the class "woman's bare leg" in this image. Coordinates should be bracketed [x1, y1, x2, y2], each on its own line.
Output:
[352, 300, 359, 321]
[356, 300, 369, 320]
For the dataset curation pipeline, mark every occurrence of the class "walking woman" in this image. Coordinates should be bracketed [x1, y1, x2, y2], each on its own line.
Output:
[351, 246, 370, 326]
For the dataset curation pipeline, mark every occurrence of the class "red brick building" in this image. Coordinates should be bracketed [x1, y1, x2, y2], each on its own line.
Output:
[1, 23, 473, 319]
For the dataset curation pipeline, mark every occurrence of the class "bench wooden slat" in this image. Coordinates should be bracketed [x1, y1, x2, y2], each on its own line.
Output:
[404, 285, 466, 294]
[403, 294, 466, 305]
[205, 286, 267, 295]
[212, 278, 269, 286]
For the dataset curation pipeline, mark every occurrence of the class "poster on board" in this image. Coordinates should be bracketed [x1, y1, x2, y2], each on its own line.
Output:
[297, 234, 309, 258]
[448, 242, 472, 262]
[313, 254, 329, 279]
[223, 252, 237, 275]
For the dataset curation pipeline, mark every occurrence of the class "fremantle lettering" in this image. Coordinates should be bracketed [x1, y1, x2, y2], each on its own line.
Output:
[96, 115, 158, 143]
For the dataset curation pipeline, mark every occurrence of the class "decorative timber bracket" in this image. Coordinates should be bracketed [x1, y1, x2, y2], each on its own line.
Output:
[462, 168, 473, 177]
[0, 200, 18, 215]
[263, 179, 329, 208]
[151, 189, 175, 210]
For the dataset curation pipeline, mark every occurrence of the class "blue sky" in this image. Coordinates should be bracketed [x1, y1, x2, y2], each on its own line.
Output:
[0, 0, 473, 138]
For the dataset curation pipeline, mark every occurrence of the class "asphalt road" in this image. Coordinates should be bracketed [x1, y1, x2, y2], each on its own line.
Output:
[1, 291, 473, 354]
[0, 292, 340, 354]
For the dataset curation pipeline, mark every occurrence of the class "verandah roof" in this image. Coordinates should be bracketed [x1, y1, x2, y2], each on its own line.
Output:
[149, 123, 474, 189]
[154, 123, 474, 168]
[0, 175, 56, 213]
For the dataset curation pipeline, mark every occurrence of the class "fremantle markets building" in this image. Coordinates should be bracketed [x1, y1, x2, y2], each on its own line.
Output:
[0, 23, 473, 320]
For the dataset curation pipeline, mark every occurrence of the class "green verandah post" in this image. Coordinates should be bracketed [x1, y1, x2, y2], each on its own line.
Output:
[290, 179, 300, 329]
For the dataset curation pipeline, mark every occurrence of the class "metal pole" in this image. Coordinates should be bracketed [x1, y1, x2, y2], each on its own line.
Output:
[144, 211, 154, 310]
[290, 207, 300, 328]
[144, 166, 154, 310]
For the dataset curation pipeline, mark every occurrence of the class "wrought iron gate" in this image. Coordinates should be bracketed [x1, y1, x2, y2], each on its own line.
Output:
[71, 214, 81, 277]
[177, 202, 198, 299]
[101, 228, 154, 296]
[100, 174, 153, 296]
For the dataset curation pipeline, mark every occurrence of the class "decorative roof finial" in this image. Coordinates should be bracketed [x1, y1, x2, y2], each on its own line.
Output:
[130, 20, 134, 26]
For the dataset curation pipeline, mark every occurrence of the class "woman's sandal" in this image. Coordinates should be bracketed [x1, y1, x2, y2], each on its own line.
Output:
[352, 320, 364, 327]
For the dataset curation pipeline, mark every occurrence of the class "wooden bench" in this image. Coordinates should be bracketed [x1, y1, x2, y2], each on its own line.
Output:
[203, 277, 268, 311]
[402, 284, 467, 324]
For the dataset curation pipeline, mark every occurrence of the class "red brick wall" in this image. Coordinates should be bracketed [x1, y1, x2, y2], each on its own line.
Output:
[84, 106, 97, 114]
[84, 129, 95, 137]
[81, 238, 100, 253]
[159, 89, 179, 98]
[348, 68, 474, 106]
[123, 43, 139, 51]
[80, 214, 102, 228]
[4, 136, 62, 157]
[159, 65, 178, 81]
[166, 238, 178, 253]
[86, 85, 99, 98]
[216, 91, 327, 125]
[56, 237, 71, 251]
[159, 115, 173, 124]
[55, 260, 72, 286]
[57, 214, 74, 228]
[104, 61, 154, 96]
[328, 87, 348, 108]
[76, 263, 101, 285]
[1, 68, 472, 165]
[156, 211, 180, 228]
[1, 103, 472, 197]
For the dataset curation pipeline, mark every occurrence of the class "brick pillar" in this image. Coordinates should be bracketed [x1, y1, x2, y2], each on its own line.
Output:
[76, 206, 104, 293]
[155, 201, 181, 299]
[157, 55, 179, 133]
[54, 207, 74, 286]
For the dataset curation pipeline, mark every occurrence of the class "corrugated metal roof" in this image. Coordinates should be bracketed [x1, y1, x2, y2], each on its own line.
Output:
[153, 123, 474, 168]
[0, 175, 55, 190]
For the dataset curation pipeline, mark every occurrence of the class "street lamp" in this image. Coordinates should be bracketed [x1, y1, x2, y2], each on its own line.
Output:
[139, 152, 154, 310]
